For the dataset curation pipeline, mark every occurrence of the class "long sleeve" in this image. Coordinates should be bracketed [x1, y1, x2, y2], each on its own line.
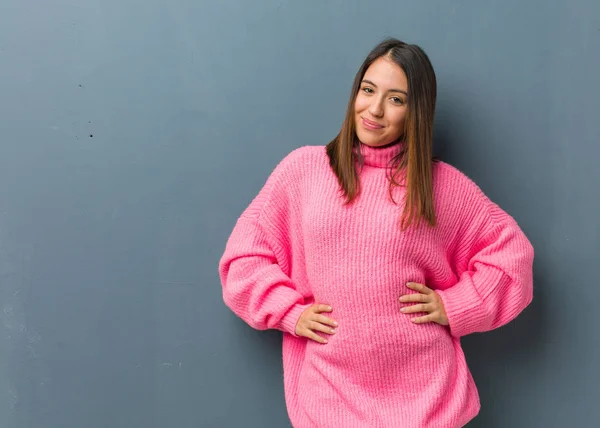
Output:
[218, 148, 312, 336]
[219, 217, 311, 335]
[437, 189, 535, 339]
[217, 149, 523, 427]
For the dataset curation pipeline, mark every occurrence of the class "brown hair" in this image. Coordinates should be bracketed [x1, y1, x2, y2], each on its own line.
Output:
[326, 38, 437, 229]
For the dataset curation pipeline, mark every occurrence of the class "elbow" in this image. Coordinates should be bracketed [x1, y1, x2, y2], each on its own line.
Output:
[522, 270, 534, 311]
[519, 277, 533, 316]
[221, 288, 268, 331]
[486, 267, 533, 331]
[522, 238, 535, 308]
[511, 230, 535, 311]
[509, 265, 535, 323]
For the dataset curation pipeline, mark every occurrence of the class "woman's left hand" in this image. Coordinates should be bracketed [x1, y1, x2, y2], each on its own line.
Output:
[399, 282, 449, 326]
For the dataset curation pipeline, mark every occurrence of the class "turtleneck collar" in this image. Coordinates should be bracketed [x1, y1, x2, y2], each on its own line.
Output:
[355, 141, 405, 168]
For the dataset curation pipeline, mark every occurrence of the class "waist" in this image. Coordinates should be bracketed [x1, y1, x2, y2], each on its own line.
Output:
[305, 311, 455, 388]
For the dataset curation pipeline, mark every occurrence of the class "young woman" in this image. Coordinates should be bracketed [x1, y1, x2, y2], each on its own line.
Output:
[219, 38, 534, 428]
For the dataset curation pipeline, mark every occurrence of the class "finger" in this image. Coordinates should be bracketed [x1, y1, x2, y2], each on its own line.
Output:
[314, 304, 333, 313]
[399, 293, 430, 303]
[314, 314, 338, 327]
[400, 303, 431, 314]
[306, 330, 328, 344]
[406, 282, 432, 294]
[411, 313, 435, 324]
[309, 321, 336, 335]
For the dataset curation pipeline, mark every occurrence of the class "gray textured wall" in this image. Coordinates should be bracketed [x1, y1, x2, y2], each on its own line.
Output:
[0, 1, 598, 427]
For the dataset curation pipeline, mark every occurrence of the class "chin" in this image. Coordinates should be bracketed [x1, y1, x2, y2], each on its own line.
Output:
[357, 135, 388, 147]
[362, 141, 386, 147]
[354, 132, 375, 146]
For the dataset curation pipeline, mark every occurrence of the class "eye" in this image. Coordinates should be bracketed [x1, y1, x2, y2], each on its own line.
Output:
[361, 87, 374, 94]
[390, 97, 405, 105]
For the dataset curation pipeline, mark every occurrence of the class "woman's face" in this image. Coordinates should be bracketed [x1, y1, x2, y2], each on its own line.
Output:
[354, 56, 408, 147]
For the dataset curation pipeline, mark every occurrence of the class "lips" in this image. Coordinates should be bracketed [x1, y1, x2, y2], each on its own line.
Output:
[361, 117, 384, 130]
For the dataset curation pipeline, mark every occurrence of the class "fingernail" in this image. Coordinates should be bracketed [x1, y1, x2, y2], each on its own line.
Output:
[400, 308, 407, 313]
[331, 329, 336, 333]
[327, 306, 332, 311]
[333, 321, 338, 326]
[323, 339, 328, 343]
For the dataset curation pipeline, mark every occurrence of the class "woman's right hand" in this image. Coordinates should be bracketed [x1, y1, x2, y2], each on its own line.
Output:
[295, 304, 338, 344]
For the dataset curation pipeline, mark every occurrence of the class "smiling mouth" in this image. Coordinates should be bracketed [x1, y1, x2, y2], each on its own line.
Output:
[361, 117, 384, 130]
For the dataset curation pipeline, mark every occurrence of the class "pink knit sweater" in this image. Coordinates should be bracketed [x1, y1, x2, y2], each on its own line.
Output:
[219, 142, 534, 428]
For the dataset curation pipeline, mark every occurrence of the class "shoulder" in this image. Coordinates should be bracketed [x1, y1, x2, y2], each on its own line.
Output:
[271, 145, 328, 178]
[434, 161, 480, 190]
[432, 160, 500, 225]
[432, 160, 519, 231]
[433, 160, 490, 205]
[241, 145, 327, 221]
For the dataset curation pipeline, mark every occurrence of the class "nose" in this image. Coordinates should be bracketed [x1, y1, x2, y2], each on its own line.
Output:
[368, 97, 384, 118]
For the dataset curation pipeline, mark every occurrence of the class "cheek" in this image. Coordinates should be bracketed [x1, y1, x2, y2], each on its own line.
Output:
[354, 95, 369, 114]
[387, 109, 407, 131]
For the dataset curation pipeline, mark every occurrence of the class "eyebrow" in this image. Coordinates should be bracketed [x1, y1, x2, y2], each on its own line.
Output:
[361, 79, 408, 96]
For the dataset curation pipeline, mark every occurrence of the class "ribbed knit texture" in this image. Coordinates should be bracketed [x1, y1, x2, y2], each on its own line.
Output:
[219, 143, 534, 428]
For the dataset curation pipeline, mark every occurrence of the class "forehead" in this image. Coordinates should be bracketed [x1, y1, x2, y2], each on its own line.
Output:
[363, 57, 408, 90]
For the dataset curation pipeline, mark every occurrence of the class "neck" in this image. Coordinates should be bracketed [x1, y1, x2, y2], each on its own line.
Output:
[356, 141, 404, 168]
